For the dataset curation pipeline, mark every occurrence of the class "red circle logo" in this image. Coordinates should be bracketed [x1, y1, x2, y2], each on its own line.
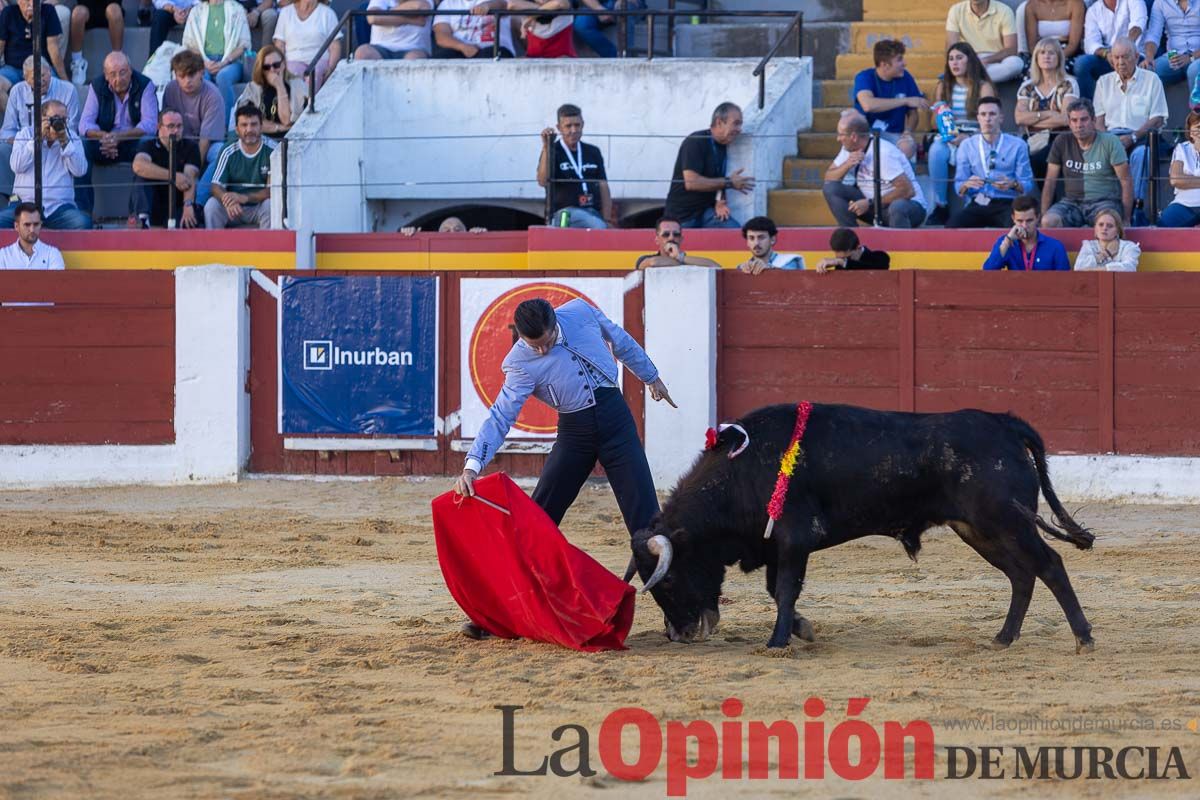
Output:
[469, 283, 599, 434]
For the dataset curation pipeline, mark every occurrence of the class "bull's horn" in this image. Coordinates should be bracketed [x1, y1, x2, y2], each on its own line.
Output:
[621, 555, 637, 583]
[640, 534, 673, 594]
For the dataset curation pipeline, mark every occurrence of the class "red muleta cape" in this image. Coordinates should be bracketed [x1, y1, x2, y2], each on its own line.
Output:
[431, 472, 636, 652]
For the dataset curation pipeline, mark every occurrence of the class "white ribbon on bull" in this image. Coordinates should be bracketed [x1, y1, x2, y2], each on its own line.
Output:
[714, 423, 750, 458]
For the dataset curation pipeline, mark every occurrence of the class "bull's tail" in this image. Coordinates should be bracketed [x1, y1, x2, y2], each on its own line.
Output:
[1003, 414, 1095, 550]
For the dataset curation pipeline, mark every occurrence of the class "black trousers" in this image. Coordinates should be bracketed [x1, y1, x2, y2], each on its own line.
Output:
[947, 197, 1014, 229]
[531, 387, 659, 537]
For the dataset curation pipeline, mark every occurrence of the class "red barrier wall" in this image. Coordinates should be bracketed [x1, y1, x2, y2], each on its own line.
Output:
[718, 271, 1200, 456]
[0, 271, 175, 445]
[248, 271, 645, 477]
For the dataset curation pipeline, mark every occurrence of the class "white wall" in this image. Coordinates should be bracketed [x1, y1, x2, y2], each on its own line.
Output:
[281, 58, 810, 247]
[0, 267, 251, 489]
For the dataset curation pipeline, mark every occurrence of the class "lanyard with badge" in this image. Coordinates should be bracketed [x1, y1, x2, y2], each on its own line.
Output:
[974, 134, 997, 206]
[560, 140, 593, 208]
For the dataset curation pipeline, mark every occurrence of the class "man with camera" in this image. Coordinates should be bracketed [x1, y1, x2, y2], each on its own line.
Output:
[981, 195, 1069, 270]
[0, 98, 90, 229]
[536, 103, 611, 229]
[131, 109, 202, 229]
[0, 56, 78, 195]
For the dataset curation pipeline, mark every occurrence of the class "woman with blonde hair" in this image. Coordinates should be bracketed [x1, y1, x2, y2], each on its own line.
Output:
[1015, 37, 1079, 184]
[234, 45, 304, 138]
[927, 42, 996, 225]
[1160, 111, 1200, 228]
[1073, 208, 1140, 271]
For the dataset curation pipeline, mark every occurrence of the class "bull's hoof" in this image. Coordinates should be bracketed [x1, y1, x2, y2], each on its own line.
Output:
[1075, 636, 1095, 654]
[989, 636, 1012, 650]
[766, 635, 791, 649]
[460, 622, 494, 640]
[792, 616, 816, 643]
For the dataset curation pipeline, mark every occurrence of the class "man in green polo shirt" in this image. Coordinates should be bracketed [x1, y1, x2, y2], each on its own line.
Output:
[205, 104, 274, 229]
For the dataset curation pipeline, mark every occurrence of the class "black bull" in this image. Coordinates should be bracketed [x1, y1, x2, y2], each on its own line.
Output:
[630, 403, 1096, 652]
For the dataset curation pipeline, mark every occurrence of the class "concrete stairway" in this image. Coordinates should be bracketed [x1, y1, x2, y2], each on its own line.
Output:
[770, 0, 951, 226]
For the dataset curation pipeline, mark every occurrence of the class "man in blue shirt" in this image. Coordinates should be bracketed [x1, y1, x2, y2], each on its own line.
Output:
[852, 38, 927, 159]
[456, 295, 675, 541]
[982, 195, 1070, 270]
[949, 96, 1035, 228]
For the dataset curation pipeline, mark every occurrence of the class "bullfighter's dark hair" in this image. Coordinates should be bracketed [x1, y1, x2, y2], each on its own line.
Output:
[829, 227, 859, 252]
[741, 216, 777, 239]
[514, 298, 556, 339]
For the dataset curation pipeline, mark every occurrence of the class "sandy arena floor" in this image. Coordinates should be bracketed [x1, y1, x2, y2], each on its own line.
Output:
[0, 478, 1196, 799]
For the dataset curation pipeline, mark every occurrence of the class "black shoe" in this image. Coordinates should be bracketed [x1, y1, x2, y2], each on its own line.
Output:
[926, 205, 949, 226]
[460, 621, 494, 640]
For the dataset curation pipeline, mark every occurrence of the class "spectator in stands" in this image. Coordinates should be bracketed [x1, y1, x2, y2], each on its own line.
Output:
[206, 104, 273, 228]
[634, 215, 720, 268]
[1160, 110, 1200, 227]
[664, 101, 753, 229]
[235, 46, 300, 140]
[274, 0, 341, 90]
[814, 227, 890, 272]
[822, 110, 928, 228]
[0, 99, 90, 229]
[1142, 0, 1200, 89]
[181, 0, 251, 118]
[0, 202, 63, 268]
[735, 216, 803, 273]
[151, 0, 197, 57]
[945, 0, 1023, 83]
[983, 195, 1070, 269]
[1016, 37, 1079, 183]
[400, 216, 487, 234]
[0, 0, 69, 116]
[1073, 207, 1140, 270]
[949, 96, 1034, 228]
[1076, 0, 1146, 99]
[131, 109, 203, 228]
[242, 0, 281, 47]
[1024, 0, 1085, 66]
[432, 0, 515, 58]
[163, 49, 225, 206]
[537, 103, 610, 228]
[1041, 98, 1132, 226]
[573, 0, 639, 57]
[0, 56, 78, 170]
[68, 0, 124, 86]
[77, 51, 158, 219]
[354, 0, 431, 60]
[1094, 37, 1166, 212]
[927, 42, 995, 224]
[852, 39, 926, 160]
[507, 0, 576, 58]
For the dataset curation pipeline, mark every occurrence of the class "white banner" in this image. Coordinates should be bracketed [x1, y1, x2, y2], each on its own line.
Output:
[459, 278, 625, 439]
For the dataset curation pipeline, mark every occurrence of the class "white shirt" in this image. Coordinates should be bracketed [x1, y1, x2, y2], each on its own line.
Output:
[833, 138, 928, 209]
[1093, 68, 1169, 131]
[1171, 141, 1200, 206]
[1084, 0, 1148, 55]
[433, 0, 515, 53]
[274, 3, 342, 65]
[10, 128, 88, 216]
[1073, 239, 1140, 271]
[0, 239, 65, 270]
[368, 0, 432, 52]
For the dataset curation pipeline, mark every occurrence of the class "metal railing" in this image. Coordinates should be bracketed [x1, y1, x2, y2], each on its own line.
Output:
[305, 8, 804, 113]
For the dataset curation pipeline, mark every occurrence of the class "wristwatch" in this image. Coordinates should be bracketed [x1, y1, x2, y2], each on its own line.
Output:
[723, 177, 733, 189]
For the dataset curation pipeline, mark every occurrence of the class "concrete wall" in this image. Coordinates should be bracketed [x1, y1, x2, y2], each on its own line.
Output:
[0, 267, 251, 489]
[282, 58, 810, 249]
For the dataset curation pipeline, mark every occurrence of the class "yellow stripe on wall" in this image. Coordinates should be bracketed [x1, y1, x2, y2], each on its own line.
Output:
[66, 250, 297, 270]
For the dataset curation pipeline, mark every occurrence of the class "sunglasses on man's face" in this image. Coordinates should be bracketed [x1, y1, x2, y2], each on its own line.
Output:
[659, 230, 682, 239]
[264, 62, 283, 71]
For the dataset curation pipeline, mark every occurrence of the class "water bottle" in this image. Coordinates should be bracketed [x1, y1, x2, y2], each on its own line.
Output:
[1191, 72, 1200, 111]
[931, 101, 957, 143]
[558, 209, 570, 227]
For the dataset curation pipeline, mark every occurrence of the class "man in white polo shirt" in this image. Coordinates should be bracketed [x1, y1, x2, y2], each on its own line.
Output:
[0, 202, 64, 269]
[1094, 37, 1168, 209]
[823, 111, 928, 228]
[946, 0, 1024, 83]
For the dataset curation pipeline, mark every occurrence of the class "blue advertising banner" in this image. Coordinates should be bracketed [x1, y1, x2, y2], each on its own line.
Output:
[279, 276, 438, 435]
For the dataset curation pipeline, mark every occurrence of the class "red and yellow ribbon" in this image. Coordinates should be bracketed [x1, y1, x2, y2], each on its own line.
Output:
[764, 401, 813, 539]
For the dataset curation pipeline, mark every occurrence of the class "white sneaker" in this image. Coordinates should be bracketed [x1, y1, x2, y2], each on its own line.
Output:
[71, 56, 87, 86]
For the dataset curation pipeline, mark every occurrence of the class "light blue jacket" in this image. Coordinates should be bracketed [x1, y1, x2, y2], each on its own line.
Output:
[954, 132, 1035, 201]
[465, 298, 658, 471]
